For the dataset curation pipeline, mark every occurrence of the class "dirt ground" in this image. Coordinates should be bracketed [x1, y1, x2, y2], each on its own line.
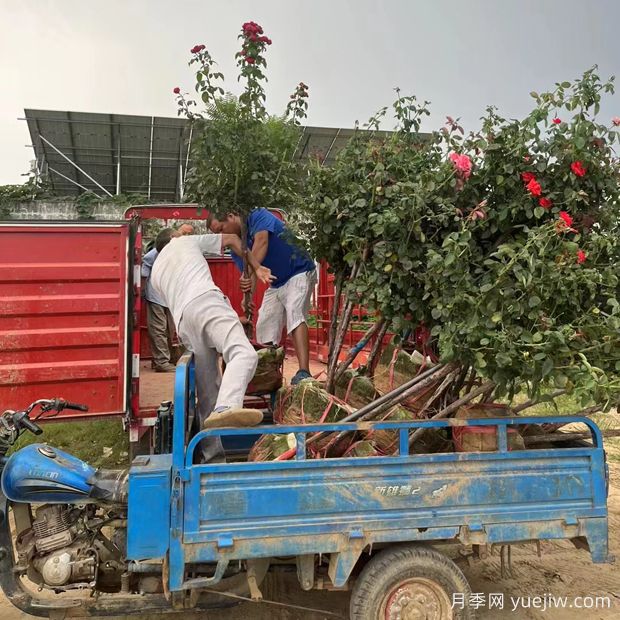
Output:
[2, 360, 619, 619]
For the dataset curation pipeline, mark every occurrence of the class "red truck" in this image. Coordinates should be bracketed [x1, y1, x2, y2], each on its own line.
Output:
[0, 205, 286, 454]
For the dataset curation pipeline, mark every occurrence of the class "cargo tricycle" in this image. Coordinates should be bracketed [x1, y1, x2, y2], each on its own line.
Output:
[0, 352, 613, 619]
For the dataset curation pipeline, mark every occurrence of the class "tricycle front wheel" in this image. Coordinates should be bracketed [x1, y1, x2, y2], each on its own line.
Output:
[349, 544, 473, 620]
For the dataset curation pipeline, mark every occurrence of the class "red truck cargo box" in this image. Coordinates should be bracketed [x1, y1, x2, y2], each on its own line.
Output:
[0, 222, 132, 419]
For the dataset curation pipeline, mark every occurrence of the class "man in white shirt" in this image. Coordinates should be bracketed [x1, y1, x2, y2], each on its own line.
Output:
[151, 228, 274, 462]
[141, 224, 195, 372]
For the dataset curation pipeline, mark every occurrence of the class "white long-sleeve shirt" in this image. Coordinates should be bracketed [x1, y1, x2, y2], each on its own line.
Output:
[150, 234, 224, 329]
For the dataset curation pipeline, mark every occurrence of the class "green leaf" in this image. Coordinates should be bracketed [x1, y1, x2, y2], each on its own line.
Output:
[491, 312, 502, 323]
[542, 357, 554, 376]
[575, 136, 586, 149]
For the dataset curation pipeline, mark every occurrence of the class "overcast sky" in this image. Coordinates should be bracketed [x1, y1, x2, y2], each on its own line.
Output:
[1, 0, 619, 184]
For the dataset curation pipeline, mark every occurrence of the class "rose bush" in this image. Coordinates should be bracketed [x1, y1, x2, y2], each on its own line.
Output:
[174, 24, 308, 217]
[172, 22, 309, 330]
[299, 68, 620, 406]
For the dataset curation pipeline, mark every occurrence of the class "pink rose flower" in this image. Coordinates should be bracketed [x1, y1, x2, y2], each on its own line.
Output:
[449, 152, 472, 180]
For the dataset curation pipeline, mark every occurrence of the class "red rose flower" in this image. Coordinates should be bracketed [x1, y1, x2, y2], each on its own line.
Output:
[521, 171, 536, 183]
[552, 117, 561, 124]
[539, 197, 552, 209]
[246, 56, 255, 64]
[570, 161, 586, 177]
[526, 178, 542, 197]
[173, 87, 181, 94]
[559, 211, 573, 227]
[576, 249, 586, 264]
[613, 117, 620, 127]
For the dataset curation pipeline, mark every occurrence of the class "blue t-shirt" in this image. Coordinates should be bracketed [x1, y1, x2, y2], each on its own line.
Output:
[232, 209, 315, 288]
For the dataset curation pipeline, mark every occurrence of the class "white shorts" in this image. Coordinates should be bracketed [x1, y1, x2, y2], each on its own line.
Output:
[256, 269, 317, 345]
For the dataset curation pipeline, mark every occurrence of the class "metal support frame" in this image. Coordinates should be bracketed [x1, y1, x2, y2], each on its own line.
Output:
[183, 123, 194, 190]
[116, 125, 122, 195]
[323, 128, 341, 166]
[32, 118, 47, 186]
[291, 126, 306, 160]
[177, 127, 184, 202]
[66, 111, 80, 188]
[48, 167, 102, 198]
[147, 117, 155, 200]
[39, 134, 113, 196]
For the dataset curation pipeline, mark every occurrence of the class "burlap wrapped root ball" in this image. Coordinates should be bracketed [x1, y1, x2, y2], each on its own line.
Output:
[247, 346, 285, 395]
[373, 344, 441, 415]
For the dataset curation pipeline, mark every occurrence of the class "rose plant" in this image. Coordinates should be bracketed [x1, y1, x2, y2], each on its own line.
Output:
[173, 23, 309, 328]
[299, 68, 620, 408]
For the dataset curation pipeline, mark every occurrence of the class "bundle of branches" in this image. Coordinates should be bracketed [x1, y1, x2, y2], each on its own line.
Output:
[335, 368, 453, 454]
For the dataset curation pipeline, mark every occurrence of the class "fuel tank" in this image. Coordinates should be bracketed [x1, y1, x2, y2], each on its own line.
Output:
[1, 444, 96, 503]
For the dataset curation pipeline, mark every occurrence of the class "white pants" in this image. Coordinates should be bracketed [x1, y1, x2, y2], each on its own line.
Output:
[178, 290, 258, 461]
[256, 269, 317, 345]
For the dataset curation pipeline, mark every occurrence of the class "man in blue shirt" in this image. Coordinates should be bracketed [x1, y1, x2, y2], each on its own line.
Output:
[209, 209, 317, 385]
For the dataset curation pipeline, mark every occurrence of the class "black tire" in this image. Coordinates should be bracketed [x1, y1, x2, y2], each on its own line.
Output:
[350, 544, 474, 620]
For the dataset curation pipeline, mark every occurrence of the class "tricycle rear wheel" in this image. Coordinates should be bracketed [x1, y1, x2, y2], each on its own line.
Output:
[349, 544, 473, 619]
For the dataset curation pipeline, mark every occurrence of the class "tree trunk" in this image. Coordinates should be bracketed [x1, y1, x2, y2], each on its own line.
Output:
[333, 319, 385, 385]
[366, 319, 391, 377]
[409, 380, 495, 446]
[511, 389, 567, 414]
[325, 262, 361, 393]
[327, 271, 344, 352]
[240, 216, 253, 339]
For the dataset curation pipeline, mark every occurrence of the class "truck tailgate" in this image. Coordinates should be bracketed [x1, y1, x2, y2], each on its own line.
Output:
[0, 222, 132, 418]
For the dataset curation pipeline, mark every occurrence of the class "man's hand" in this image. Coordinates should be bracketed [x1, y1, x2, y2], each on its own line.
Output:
[255, 266, 276, 286]
[240, 274, 252, 293]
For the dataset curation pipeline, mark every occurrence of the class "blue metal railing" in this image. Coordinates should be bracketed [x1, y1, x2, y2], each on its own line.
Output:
[173, 351, 604, 468]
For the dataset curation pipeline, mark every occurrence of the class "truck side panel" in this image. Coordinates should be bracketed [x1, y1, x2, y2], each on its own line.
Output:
[0, 223, 131, 418]
[181, 448, 607, 564]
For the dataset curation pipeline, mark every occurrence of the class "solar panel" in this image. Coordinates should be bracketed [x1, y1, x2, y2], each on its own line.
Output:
[23, 109, 403, 200]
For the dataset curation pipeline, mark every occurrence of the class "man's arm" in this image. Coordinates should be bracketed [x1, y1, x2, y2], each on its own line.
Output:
[221, 233, 275, 285]
[238, 230, 269, 294]
[249, 230, 269, 264]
